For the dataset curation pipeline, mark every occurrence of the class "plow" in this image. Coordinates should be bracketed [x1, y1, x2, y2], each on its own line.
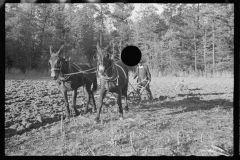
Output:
[127, 79, 151, 104]
[94, 79, 151, 105]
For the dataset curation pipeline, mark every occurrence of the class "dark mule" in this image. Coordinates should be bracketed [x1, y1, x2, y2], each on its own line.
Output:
[48, 45, 98, 119]
[94, 43, 129, 122]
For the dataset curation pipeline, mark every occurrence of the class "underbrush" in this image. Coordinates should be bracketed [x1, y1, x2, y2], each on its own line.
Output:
[5, 68, 50, 80]
[156, 70, 233, 78]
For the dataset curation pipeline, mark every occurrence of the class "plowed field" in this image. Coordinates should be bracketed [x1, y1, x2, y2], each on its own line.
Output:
[5, 77, 233, 156]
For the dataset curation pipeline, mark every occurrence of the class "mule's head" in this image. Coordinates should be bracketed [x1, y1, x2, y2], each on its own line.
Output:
[95, 42, 113, 76]
[48, 45, 66, 80]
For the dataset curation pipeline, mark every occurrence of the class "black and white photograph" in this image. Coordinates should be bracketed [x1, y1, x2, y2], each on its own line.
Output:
[5, 3, 233, 156]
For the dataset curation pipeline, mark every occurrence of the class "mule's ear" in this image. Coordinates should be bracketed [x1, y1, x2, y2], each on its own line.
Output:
[96, 42, 101, 53]
[57, 45, 64, 56]
[50, 46, 53, 54]
[105, 52, 110, 59]
[93, 54, 97, 61]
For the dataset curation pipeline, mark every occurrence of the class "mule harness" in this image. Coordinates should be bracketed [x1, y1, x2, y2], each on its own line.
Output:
[99, 62, 127, 86]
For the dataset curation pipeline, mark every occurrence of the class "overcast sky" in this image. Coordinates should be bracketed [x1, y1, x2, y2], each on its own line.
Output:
[134, 3, 164, 14]
[131, 3, 164, 19]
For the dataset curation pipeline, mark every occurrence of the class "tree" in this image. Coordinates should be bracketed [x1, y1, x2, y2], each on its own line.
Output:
[111, 3, 134, 55]
[5, 4, 233, 76]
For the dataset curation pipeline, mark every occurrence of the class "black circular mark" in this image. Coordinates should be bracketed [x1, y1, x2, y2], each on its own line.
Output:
[121, 46, 141, 67]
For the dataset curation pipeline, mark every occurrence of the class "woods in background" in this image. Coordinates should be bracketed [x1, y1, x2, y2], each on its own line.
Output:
[5, 3, 234, 77]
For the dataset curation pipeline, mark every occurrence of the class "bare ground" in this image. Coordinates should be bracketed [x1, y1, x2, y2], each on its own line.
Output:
[5, 77, 233, 156]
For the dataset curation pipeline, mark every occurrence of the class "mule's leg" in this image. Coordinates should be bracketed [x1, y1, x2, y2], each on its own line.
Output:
[61, 89, 70, 119]
[85, 84, 97, 113]
[72, 89, 79, 116]
[84, 89, 91, 114]
[116, 90, 124, 119]
[122, 89, 129, 111]
[91, 91, 97, 112]
[95, 89, 107, 122]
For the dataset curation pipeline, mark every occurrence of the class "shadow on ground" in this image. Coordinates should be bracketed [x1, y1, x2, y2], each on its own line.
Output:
[133, 97, 233, 115]
[188, 88, 202, 91]
[178, 92, 225, 97]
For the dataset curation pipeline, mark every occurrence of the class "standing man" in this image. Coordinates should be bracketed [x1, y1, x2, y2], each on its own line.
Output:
[133, 58, 153, 100]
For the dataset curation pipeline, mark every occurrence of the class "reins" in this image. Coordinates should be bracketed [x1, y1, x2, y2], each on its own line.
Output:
[54, 59, 98, 83]
[63, 62, 98, 76]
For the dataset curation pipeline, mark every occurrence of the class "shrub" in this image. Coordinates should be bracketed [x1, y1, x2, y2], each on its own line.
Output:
[7, 68, 22, 75]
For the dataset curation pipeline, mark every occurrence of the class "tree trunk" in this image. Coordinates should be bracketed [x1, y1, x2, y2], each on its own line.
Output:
[119, 40, 122, 55]
[160, 43, 163, 76]
[154, 35, 158, 77]
[194, 34, 197, 72]
[29, 5, 33, 70]
[30, 41, 35, 70]
[112, 41, 115, 55]
[212, 20, 215, 75]
[135, 22, 139, 46]
[39, 7, 50, 56]
[204, 28, 207, 77]
[63, 33, 66, 57]
[197, 4, 200, 30]
[100, 4, 103, 48]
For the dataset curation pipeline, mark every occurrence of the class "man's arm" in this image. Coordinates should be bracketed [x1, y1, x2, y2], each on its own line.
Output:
[133, 66, 139, 79]
[145, 65, 151, 81]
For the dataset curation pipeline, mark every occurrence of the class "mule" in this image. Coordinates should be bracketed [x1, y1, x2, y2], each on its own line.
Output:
[94, 43, 129, 122]
[48, 45, 98, 119]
